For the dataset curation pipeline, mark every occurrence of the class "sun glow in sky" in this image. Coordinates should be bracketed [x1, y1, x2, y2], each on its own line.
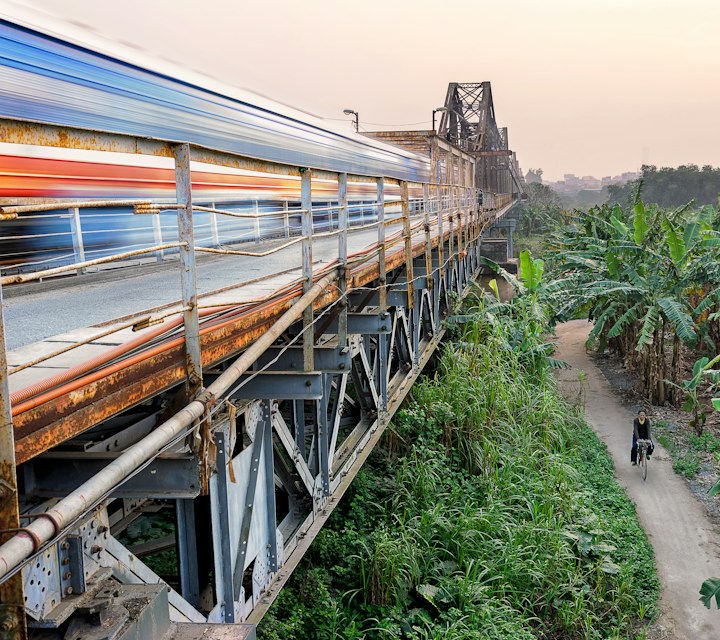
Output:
[7, 0, 720, 181]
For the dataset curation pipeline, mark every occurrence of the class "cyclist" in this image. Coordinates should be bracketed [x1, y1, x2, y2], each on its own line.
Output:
[631, 408, 654, 465]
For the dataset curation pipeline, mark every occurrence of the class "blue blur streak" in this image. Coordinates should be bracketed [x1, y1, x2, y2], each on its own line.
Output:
[0, 20, 429, 182]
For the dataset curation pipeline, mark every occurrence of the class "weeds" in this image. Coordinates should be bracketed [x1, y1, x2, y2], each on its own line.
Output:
[259, 286, 658, 639]
[674, 453, 701, 479]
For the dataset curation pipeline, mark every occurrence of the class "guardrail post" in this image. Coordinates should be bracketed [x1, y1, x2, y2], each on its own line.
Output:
[377, 179, 386, 311]
[401, 181, 414, 312]
[376, 178, 387, 411]
[401, 181, 416, 366]
[69, 207, 86, 275]
[436, 160, 445, 291]
[422, 183, 433, 294]
[173, 143, 203, 394]
[447, 183, 455, 290]
[151, 213, 164, 263]
[300, 169, 314, 372]
[337, 174, 348, 346]
[209, 202, 220, 248]
[0, 282, 26, 640]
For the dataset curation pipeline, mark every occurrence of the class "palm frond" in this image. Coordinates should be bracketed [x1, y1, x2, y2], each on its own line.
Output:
[636, 305, 659, 352]
[657, 297, 696, 343]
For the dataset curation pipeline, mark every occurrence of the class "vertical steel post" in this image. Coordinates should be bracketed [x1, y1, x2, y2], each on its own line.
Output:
[435, 152, 444, 288]
[316, 380, 330, 497]
[377, 178, 387, 312]
[0, 282, 26, 640]
[209, 202, 220, 248]
[173, 143, 203, 394]
[152, 213, 164, 263]
[176, 499, 201, 609]
[263, 401, 278, 570]
[337, 174, 349, 347]
[300, 170, 314, 372]
[447, 155, 455, 290]
[214, 431, 235, 623]
[422, 183, 433, 292]
[69, 207, 85, 275]
[376, 178, 387, 412]
[401, 181, 415, 321]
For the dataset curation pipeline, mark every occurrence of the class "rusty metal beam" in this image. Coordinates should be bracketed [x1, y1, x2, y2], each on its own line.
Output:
[0, 282, 25, 639]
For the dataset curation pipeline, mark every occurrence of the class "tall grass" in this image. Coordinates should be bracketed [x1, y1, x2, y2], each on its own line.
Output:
[259, 295, 658, 639]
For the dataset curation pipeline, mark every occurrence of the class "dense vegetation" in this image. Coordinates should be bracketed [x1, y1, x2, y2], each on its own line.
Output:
[607, 165, 720, 209]
[515, 182, 565, 256]
[259, 276, 658, 639]
[544, 198, 720, 423]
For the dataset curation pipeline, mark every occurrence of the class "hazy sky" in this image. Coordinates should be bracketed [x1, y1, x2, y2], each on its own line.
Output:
[11, 0, 720, 181]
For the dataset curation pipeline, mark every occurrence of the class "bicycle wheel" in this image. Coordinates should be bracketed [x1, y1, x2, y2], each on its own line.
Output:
[641, 451, 647, 481]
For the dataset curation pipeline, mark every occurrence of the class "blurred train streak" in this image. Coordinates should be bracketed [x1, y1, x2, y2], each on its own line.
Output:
[0, 144, 404, 270]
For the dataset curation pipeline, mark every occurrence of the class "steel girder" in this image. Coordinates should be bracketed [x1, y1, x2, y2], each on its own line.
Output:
[437, 82, 526, 196]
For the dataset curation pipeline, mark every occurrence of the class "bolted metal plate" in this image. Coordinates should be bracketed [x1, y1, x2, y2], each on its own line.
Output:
[230, 372, 323, 400]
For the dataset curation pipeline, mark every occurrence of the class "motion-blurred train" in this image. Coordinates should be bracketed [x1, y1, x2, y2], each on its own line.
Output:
[0, 3, 429, 270]
[0, 143, 406, 269]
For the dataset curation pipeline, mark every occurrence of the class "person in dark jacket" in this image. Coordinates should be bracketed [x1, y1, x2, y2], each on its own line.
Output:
[631, 408, 654, 464]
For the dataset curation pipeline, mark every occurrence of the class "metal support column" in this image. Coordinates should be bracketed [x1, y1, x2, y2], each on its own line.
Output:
[173, 143, 203, 394]
[422, 183, 433, 293]
[263, 401, 278, 570]
[376, 178, 387, 411]
[377, 178, 387, 312]
[401, 182, 416, 366]
[214, 431, 235, 623]
[68, 207, 85, 275]
[401, 181, 414, 312]
[447, 161, 455, 291]
[300, 170, 314, 371]
[176, 499, 201, 609]
[337, 173, 349, 347]
[0, 283, 25, 640]
[316, 379, 330, 497]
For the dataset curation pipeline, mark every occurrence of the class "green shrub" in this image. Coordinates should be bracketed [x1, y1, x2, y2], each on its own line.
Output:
[674, 454, 701, 478]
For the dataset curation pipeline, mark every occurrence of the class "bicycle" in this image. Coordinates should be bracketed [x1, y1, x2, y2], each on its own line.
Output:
[637, 439, 651, 481]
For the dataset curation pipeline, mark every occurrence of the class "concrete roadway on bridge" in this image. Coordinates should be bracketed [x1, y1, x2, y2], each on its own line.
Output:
[1, 225, 397, 352]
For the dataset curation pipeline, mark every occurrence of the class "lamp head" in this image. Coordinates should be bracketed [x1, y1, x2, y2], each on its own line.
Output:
[343, 109, 357, 116]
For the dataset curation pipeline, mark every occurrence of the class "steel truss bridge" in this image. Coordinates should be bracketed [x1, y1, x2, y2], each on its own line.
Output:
[0, 16, 522, 640]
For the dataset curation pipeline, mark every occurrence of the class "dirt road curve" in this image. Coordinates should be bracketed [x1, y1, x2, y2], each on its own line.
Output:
[554, 320, 720, 639]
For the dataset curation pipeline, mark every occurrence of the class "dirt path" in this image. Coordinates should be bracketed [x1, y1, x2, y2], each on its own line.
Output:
[554, 320, 720, 639]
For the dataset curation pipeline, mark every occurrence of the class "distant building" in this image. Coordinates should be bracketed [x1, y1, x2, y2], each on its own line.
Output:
[546, 170, 640, 194]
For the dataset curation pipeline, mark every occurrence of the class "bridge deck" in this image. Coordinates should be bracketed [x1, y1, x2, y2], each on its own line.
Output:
[6, 213, 486, 464]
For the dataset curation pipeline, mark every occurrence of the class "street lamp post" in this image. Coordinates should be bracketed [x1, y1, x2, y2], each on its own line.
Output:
[343, 109, 359, 132]
[432, 107, 447, 133]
